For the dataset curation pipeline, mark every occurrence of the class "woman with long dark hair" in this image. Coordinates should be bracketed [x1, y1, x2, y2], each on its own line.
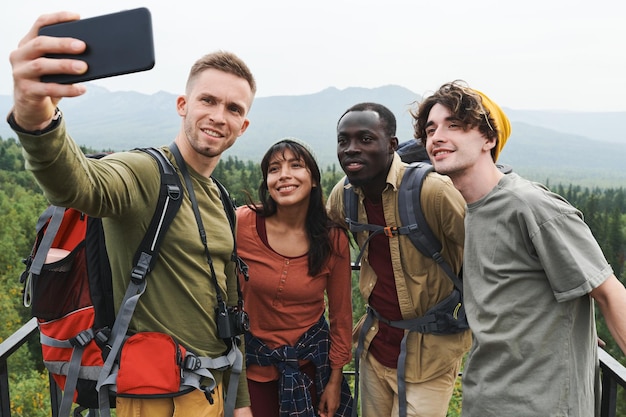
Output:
[236, 138, 353, 417]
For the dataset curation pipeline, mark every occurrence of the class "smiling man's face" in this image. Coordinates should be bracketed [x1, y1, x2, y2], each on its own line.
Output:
[336, 110, 396, 188]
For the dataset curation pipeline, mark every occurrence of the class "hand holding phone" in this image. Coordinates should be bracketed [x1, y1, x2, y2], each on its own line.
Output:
[38, 7, 155, 84]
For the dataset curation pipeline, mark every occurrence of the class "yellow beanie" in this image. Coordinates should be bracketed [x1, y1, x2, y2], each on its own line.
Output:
[472, 89, 511, 161]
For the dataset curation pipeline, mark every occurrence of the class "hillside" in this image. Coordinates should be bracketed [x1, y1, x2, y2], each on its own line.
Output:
[1, 85, 625, 187]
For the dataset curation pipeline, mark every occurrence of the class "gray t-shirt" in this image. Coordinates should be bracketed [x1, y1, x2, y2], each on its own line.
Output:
[462, 173, 612, 417]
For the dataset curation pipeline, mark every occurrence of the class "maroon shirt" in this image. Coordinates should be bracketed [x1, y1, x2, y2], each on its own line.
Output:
[364, 198, 403, 368]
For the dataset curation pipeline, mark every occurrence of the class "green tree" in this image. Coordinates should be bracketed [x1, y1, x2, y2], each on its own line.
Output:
[0, 182, 50, 416]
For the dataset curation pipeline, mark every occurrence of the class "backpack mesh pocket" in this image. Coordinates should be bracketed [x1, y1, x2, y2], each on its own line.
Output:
[31, 242, 91, 320]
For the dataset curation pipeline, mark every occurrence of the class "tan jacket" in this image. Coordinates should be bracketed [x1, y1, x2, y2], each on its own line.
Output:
[326, 153, 471, 382]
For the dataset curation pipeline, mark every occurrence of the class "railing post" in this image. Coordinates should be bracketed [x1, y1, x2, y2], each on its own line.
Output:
[0, 318, 39, 417]
[598, 348, 626, 417]
[0, 358, 10, 417]
[601, 373, 617, 417]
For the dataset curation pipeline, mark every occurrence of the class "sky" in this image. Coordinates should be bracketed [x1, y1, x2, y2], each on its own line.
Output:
[1, 0, 625, 112]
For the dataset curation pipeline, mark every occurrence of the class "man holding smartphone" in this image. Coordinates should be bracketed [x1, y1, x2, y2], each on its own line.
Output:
[8, 11, 255, 417]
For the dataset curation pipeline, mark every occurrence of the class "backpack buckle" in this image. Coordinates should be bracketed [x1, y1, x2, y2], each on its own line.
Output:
[131, 252, 152, 284]
[69, 329, 94, 347]
[383, 227, 398, 237]
[201, 385, 215, 404]
[184, 353, 202, 371]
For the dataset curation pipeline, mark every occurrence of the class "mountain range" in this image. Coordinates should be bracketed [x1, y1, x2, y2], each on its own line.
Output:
[1, 84, 624, 187]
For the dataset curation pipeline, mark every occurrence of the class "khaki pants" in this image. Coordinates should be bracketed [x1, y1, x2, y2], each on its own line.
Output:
[116, 385, 223, 417]
[360, 354, 459, 417]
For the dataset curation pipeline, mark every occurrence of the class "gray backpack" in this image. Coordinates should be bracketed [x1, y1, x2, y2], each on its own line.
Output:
[343, 162, 468, 335]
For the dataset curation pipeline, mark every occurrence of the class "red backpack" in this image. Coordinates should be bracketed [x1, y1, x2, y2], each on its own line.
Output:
[21, 148, 183, 415]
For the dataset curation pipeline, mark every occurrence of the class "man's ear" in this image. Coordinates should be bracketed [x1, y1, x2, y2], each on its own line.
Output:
[390, 136, 399, 152]
[237, 118, 250, 137]
[483, 136, 497, 152]
[176, 95, 187, 117]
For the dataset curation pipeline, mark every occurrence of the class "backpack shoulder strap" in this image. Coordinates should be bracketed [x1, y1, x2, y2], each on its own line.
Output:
[397, 163, 439, 256]
[213, 177, 236, 234]
[343, 177, 358, 228]
[398, 163, 463, 291]
[131, 147, 183, 281]
[212, 177, 249, 282]
[342, 178, 389, 266]
[343, 178, 384, 236]
[97, 147, 185, 412]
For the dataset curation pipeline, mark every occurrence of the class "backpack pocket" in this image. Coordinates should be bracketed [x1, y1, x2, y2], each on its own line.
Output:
[424, 288, 469, 335]
[116, 332, 189, 398]
[39, 306, 104, 406]
[31, 242, 91, 320]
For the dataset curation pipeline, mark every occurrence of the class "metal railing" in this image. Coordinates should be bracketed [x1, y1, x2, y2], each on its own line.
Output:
[0, 317, 38, 417]
[2, 318, 626, 417]
[600, 348, 626, 416]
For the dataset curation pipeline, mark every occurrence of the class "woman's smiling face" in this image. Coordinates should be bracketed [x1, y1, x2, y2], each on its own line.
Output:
[266, 148, 315, 208]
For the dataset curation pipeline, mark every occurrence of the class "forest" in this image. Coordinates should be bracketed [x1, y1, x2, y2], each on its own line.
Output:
[1, 136, 625, 416]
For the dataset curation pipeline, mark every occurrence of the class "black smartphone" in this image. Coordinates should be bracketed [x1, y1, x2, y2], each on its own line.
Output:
[38, 7, 155, 84]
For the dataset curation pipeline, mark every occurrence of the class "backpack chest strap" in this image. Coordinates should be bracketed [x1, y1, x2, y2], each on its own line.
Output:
[346, 217, 416, 266]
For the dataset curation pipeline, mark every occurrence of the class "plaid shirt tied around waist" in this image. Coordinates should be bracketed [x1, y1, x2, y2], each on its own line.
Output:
[245, 314, 353, 417]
